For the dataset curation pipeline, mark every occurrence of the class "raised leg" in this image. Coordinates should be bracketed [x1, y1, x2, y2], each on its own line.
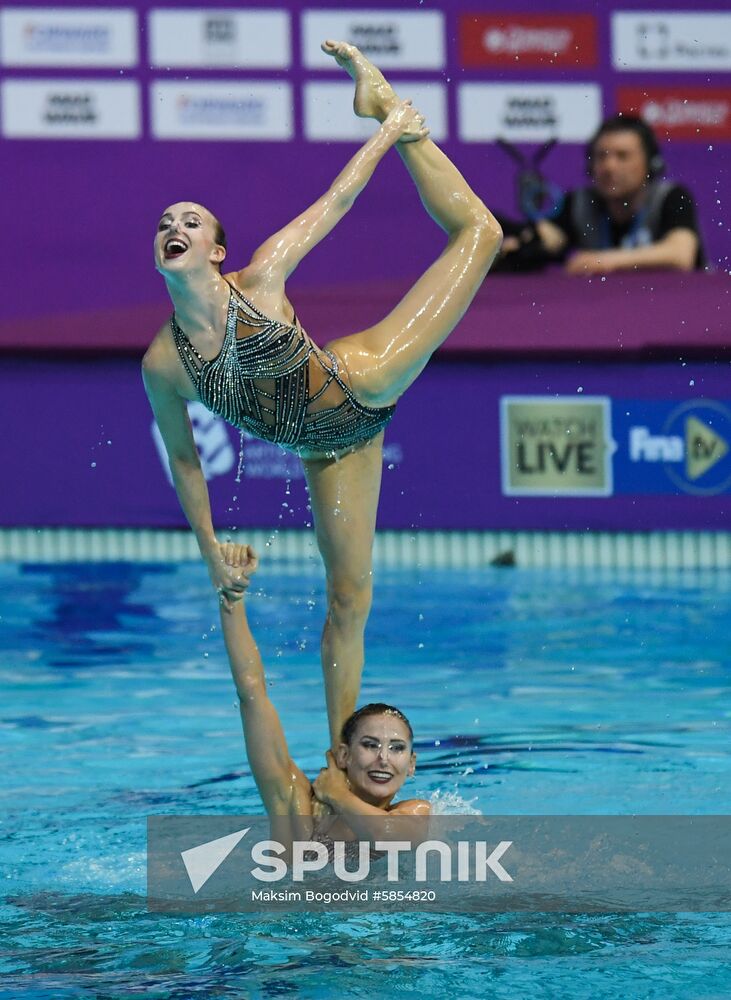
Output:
[302, 432, 384, 749]
[322, 41, 503, 407]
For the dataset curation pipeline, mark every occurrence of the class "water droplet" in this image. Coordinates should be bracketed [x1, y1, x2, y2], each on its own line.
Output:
[235, 430, 245, 483]
[387, 463, 395, 471]
[577, 386, 584, 393]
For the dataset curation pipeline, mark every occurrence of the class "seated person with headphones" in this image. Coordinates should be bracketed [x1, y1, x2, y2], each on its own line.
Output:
[504, 115, 705, 275]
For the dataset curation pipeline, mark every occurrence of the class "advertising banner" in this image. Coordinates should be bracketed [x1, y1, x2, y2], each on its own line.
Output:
[150, 81, 293, 141]
[301, 10, 445, 69]
[617, 85, 731, 142]
[612, 11, 731, 72]
[148, 9, 291, 69]
[458, 14, 598, 69]
[5, 357, 730, 532]
[303, 81, 447, 142]
[1, 78, 141, 139]
[0, 7, 138, 67]
[458, 83, 602, 143]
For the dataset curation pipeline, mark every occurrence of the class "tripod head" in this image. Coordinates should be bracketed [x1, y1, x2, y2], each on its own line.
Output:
[496, 138, 564, 221]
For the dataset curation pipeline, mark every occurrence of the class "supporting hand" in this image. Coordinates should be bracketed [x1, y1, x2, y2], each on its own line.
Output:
[204, 541, 258, 611]
[313, 750, 351, 809]
[381, 100, 430, 144]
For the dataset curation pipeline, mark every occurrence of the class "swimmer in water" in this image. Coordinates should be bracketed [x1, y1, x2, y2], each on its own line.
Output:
[219, 543, 429, 843]
[143, 41, 502, 747]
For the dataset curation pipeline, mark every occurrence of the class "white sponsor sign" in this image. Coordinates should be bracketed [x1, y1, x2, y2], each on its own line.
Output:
[458, 83, 601, 143]
[302, 9, 445, 69]
[612, 12, 731, 71]
[304, 81, 447, 142]
[149, 9, 290, 68]
[1, 79, 140, 138]
[151, 81, 293, 140]
[0, 7, 137, 67]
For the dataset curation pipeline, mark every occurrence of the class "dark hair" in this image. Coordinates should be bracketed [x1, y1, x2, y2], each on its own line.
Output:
[586, 114, 665, 180]
[211, 214, 227, 251]
[341, 703, 414, 746]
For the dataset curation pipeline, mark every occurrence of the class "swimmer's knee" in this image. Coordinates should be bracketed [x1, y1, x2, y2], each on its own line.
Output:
[326, 576, 373, 626]
[350, 360, 403, 409]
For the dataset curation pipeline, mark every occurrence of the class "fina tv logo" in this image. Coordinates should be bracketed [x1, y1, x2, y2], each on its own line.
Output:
[629, 401, 731, 495]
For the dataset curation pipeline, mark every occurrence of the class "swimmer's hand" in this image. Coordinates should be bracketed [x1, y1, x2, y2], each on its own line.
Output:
[205, 541, 258, 611]
[313, 750, 350, 808]
[381, 99, 429, 144]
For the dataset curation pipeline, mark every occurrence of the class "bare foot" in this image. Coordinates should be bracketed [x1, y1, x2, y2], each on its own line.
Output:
[321, 39, 397, 121]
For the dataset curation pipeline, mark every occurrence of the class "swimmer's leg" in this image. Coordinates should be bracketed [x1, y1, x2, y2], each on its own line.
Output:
[302, 432, 383, 750]
[322, 41, 503, 406]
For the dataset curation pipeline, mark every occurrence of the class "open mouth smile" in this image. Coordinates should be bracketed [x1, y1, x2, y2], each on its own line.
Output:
[163, 237, 189, 259]
[367, 771, 394, 784]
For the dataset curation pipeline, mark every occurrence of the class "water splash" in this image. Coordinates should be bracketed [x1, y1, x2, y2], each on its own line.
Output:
[235, 430, 245, 484]
[429, 788, 481, 816]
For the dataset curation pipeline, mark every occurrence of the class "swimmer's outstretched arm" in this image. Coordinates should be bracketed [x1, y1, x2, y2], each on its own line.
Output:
[218, 546, 311, 816]
[236, 101, 428, 292]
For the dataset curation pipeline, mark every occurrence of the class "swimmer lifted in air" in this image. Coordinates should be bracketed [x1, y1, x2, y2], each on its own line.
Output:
[143, 41, 502, 747]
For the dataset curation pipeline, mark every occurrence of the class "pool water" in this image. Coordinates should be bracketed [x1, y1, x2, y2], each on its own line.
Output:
[1, 561, 730, 999]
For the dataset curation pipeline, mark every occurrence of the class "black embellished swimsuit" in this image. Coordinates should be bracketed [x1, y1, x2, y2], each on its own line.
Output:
[171, 281, 395, 456]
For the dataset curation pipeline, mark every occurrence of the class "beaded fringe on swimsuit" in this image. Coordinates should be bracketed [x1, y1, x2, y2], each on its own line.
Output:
[171, 281, 395, 454]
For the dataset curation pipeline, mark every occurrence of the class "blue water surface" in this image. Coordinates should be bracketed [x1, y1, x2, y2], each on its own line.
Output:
[1, 561, 730, 999]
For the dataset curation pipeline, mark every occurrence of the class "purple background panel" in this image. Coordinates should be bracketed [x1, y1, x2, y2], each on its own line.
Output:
[6, 356, 730, 531]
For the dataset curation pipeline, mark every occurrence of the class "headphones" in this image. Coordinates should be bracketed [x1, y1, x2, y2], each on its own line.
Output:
[586, 115, 665, 181]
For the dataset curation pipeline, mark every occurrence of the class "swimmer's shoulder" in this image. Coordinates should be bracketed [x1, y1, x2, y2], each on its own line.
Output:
[388, 798, 431, 817]
[225, 267, 297, 328]
[142, 320, 178, 377]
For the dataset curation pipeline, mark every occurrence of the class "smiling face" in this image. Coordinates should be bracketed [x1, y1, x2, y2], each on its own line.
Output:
[154, 201, 226, 275]
[590, 130, 650, 201]
[338, 713, 416, 805]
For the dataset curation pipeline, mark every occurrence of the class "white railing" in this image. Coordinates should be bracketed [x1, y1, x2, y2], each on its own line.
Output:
[1, 528, 729, 570]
